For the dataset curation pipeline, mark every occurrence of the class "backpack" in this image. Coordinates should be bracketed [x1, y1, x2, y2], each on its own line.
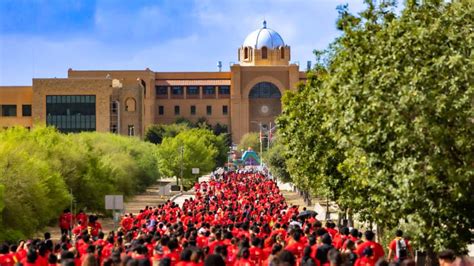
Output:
[396, 238, 408, 261]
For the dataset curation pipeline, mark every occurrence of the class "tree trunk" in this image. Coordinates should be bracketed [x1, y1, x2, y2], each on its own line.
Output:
[425, 247, 439, 266]
[347, 208, 354, 228]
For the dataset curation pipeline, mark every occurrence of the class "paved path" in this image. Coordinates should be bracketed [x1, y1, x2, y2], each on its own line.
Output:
[124, 180, 173, 214]
[34, 180, 173, 240]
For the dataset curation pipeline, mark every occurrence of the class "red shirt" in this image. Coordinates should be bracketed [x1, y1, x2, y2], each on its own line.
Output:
[0, 253, 15, 266]
[389, 238, 411, 260]
[356, 241, 385, 262]
[355, 256, 376, 266]
[285, 241, 305, 258]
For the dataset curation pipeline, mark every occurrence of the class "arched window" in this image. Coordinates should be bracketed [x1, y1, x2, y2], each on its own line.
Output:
[249, 82, 281, 98]
[262, 47, 268, 59]
[244, 47, 249, 59]
[125, 97, 136, 112]
[280, 47, 285, 59]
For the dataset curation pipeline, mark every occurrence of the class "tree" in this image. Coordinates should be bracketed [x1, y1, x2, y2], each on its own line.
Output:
[237, 132, 262, 155]
[156, 129, 217, 188]
[263, 135, 291, 183]
[0, 126, 161, 241]
[145, 123, 190, 144]
[278, 0, 473, 260]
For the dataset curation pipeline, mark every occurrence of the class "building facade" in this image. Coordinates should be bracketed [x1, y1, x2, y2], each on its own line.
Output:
[0, 22, 306, 143]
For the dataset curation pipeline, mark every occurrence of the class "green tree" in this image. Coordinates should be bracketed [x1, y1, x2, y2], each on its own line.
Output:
[0, 126, 161, 241]
[278, 0, 473, 260]
[145, 123, 190, 144]
[157, 128, 218, 188]
[263, 135, 291, 183]
[237, 132, 262, 154]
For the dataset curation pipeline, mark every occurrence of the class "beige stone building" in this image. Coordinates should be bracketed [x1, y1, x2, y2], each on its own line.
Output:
[0, 21, 306, 143]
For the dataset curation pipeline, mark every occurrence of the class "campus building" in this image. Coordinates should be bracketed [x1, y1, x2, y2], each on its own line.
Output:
[0, 21, 306, 143]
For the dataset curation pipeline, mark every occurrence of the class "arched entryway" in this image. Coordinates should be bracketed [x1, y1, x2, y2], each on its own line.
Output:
[248, 82, 282, 132]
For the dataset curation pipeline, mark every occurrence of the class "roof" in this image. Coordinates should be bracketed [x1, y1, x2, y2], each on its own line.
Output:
[243, 21, 285, 49]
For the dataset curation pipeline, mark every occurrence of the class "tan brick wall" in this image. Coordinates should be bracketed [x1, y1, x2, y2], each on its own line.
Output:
[0, 86, 33, 128]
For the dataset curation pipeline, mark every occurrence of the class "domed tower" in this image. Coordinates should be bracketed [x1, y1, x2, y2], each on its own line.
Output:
[238, 21, 290, 66]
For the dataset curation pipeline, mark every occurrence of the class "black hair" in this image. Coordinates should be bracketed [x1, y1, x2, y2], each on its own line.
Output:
[365, 230, 375, 241]
[438, 249, 456, 262]
[180, 248, 193, 261]
[396, 230, 403, 237]
[277, 250, 296, 265]
[48, 253, 58, 264]
[328, 248, 342, 264]
[204, 254, 225, 266]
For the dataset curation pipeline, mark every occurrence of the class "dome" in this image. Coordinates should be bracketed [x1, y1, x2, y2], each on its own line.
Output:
[243, 21, 285, 49]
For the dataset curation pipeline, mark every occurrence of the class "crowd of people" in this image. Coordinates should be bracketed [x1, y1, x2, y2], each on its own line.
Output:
[0, 170, 469, 266]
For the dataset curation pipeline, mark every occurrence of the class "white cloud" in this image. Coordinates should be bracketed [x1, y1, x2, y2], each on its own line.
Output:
[1, 0, 372, 85]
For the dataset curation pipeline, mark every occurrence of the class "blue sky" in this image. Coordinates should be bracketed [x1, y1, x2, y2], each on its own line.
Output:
[0, 0, 372, 85]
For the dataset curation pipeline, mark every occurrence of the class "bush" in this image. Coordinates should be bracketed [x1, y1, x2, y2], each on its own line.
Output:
[0, 126, 161, 241]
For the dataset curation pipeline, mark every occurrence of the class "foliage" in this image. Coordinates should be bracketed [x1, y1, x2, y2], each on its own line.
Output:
[145, 123, 190, 144]
[262, 135, 291, 182]
[237, 132, 262, 154]
[145, 121, 229, 166]
[278, 0, 473, 255]
[156, 128, 218, 188]
[0, 126, 161, 241]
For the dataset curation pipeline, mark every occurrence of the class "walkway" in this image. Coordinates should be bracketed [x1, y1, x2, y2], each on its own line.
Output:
[34, 179, 174, 240]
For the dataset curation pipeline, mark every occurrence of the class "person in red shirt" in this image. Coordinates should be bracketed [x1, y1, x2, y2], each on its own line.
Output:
[355, 231, 385, 262]
[20, 249, 38, 266]
[165, 238, 181, 266]
[0, 244, 14, 266]
[249, 238, 264, 265]
[235, 248, 252, 266]
[355, 247, 377, 266]
[59, 209, 73, 236]
[387, 230, 413, 263]
[334, 227, 350, 250]
[285, 231, 305, 259]
[76, 210, 88, 226]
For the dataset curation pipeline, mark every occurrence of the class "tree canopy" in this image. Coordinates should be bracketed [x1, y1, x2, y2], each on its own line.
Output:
[156, 128, 221, 188]
[0, 127, 161, 241]
[278, 0, 473, 256]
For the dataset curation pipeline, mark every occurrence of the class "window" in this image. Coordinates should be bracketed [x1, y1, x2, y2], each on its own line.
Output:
[174, 105, 180, 115]
[156, 86, 168, 96]
[249, 82, 282, 98]
[190, 105, 196, 115]
[1, 105, 17, 117]
[187, 86, 199, 96]
[280, 47, 285, 59]
[203, 86, 215, 96]
[244, 47, 249, 59]
[125, 98, 136, 112]
[110, 124, 118, 133]
[128, 125, 135, 136]
[262, 47, 268, 59]
[46, 95, 96, 133]
[171, 86, 183, 95]
[158, 105, 164, 115]
[111, 101, 118, 114]
[206, 105, 212, 115]
[22, 105, 32, 117]
[218, 86, 230, 95]
[222, 105, 228, 115]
